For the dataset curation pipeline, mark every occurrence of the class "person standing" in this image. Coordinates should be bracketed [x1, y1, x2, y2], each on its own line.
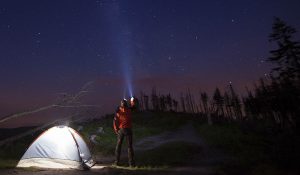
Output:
[113, 99, 135, 167]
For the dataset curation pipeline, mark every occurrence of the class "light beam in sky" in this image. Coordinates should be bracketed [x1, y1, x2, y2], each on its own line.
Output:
[103, 0, 134, 98]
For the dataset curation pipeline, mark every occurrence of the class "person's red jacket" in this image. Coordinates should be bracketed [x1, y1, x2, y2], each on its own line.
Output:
[113, 107, 132, 133]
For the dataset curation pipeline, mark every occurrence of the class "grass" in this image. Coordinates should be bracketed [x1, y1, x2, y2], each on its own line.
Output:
[77, 111, 191, 156]
[0, 159, 18, 169]
[194, 122, 268, 172]
[0, 132, 40, 169]
[194, 122, 267, 158]
[193, 121, 300, 175]
[77, 112, 297, 175]
[0, 111, 299, 175]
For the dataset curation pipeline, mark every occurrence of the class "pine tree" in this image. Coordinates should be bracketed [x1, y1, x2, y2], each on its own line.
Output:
[268, 18, 300, 127]
[268, 17, 300, 82]
[223, 92, 231, 119]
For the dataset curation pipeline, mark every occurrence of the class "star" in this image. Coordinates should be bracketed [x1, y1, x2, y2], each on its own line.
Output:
[177, 65, 185, 72]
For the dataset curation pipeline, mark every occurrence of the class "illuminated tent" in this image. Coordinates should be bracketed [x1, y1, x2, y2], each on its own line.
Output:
[17, 125, 94, 169]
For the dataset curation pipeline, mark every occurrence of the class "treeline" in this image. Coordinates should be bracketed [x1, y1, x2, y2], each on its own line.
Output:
[137, 17, 300, 130]
[138, 84, 245, 121]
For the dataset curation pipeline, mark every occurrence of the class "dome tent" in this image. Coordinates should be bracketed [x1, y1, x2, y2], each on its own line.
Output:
[17, 125, 95, 169]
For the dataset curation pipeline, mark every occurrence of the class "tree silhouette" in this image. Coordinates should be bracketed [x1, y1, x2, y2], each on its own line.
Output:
[267, 17, 300, 127]
[151, 87, 159, 111]
[268, 17, 300, 82]
[166, 94, 172, 111]
[159, 95, 166, 111]
[213, 87, 224, 118]
[223, 92, 232, 120]
[172, 99, 178, 112]
[180, 93, 186, 113]
[200, 92, 208, 114]
[144, 95, 149, 111]
[228, 84, 242, 120]
[128, 18, 300, 128]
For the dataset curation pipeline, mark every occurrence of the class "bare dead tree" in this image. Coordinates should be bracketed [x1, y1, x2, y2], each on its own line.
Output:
[166, 93, 172, 111]
[200, 92, 208, 114]
[173, 99, 178, 112]
[144, 95, 149, 111]
[159, 95, 166, 111]
[198, 91, 204, 114]
[213, 87, 225, 118]
[180, 93, 186, 113]
[187, 89, 195, 113]
[151, 87, 159, 111]
[139, 91, 144, 111]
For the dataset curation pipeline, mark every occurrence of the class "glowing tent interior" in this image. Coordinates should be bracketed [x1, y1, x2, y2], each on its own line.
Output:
[16, 125, 95, 169]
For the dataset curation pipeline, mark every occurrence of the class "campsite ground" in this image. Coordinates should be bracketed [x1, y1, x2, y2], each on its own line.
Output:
[0, 111, 299, 175]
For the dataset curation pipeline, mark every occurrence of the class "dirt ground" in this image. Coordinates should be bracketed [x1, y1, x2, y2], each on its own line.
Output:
[0, 165, 218, 175]
[135, 122, 204, 150]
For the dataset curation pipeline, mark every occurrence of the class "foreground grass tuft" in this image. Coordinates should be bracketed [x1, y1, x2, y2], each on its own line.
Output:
[0, 159, 18, 169]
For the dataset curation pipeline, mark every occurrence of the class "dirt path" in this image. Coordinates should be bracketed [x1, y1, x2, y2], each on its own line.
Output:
[95, 122, 206, 164]
[135, 122, 205, 150]
[134, 121, 229, 166]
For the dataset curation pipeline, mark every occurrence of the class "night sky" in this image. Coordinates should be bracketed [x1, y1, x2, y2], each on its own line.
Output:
[1, 0, 300, 127]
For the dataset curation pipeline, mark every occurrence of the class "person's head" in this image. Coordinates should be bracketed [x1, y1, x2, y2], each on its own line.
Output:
[130, 97, 135, 106]
[120, 99, 128, 108]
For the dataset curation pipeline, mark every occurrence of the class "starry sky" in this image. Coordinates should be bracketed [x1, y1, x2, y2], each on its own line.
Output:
[1, 0, 300, 127]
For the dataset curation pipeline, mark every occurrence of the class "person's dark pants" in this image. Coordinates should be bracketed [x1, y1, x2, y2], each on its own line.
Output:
[115, 128, 135, 166]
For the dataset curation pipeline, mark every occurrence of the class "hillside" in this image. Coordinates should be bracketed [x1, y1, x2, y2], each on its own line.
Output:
[0, 111, 299, 175]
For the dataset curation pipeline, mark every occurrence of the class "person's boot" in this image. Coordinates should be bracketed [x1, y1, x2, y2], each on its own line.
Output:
[129, 161, 135, 167]
[114, 140, 122, 166]
[128, 147, 135, 167]
[112, 160, 119, 166]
